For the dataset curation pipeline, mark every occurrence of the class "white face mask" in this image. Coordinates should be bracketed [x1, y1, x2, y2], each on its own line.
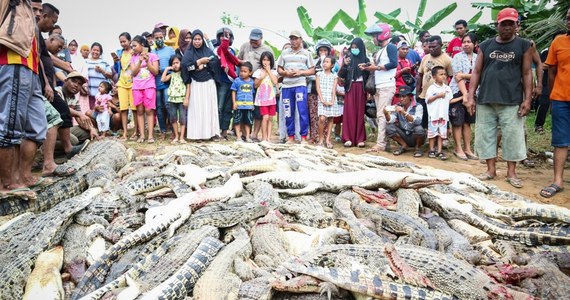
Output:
[320, 55, 326, 61]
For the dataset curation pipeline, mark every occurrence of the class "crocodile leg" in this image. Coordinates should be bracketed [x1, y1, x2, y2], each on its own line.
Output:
[384, 243, 433, 288]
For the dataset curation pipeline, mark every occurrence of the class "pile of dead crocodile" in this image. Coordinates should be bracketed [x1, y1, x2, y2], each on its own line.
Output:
[1, 140, 570, 300]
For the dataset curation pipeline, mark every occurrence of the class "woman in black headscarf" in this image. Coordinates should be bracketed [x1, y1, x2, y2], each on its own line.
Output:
[338, 37, 369, 147]
[181, 29, 221, 140]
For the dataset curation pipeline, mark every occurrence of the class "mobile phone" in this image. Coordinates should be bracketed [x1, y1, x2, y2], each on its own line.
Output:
[208, 55, 216, 60]
[111, 52, 118, 59]
[142, 48, 149, 55]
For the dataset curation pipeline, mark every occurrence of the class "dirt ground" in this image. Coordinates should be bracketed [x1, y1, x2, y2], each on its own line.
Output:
[123, 136, 570, 209]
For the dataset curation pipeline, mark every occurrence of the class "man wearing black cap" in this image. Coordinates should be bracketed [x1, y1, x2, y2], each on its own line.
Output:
[238, 28, 272, 141]
[384, 86, 425, 157]
[142, 31, 153, 49]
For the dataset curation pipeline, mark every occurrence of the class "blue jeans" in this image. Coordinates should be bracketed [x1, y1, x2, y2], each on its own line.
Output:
[216, 81, 233, 130]
[155, 88, 169, 133]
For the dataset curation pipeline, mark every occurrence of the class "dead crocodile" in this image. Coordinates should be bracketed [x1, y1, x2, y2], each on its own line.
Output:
[241, 169, 452, 195]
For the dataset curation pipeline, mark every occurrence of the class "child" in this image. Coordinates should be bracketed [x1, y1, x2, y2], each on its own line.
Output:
[426, 66, 452, 160]
[334, 77, 345, 142]
[94, 81, 113, 137]
[253, 51, 278, 142]
[161, 54, 187, 144]
[231, 62, 255, 142]
[130, 35, 159, 143]
[315, 56, 340, 148]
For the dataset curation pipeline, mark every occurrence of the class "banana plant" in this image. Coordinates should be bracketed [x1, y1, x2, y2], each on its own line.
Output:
[296, 0, 370, 45]
[374, 0, 457, 45]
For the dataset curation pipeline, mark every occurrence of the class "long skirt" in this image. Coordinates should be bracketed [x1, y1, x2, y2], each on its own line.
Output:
[308, 93, 329, 142]
[186, 79, 220, 140]
[341, 82, 366, 144]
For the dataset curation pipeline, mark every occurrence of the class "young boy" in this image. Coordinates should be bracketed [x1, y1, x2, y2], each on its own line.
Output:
[426, 66, 452, 160]
[231, 62, 255, 142]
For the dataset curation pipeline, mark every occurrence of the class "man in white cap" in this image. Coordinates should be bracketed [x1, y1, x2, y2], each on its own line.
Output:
[238, 28, 272, 141]
[277, 30, 315, 144]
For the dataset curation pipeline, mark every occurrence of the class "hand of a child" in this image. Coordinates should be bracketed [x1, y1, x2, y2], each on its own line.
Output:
[233, 103, 237, 110]
[183, 99, 189, 108]
[438, 92, 446, 99]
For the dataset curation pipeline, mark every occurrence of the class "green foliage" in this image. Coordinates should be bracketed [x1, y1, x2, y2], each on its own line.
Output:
[375, 1, 458, 45]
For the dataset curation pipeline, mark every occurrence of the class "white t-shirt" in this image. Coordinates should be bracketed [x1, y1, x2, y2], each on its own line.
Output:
[425, 82, 452, 121]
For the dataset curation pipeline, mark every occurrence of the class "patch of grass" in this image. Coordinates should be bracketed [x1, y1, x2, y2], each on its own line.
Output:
[526, 111, 552, 153]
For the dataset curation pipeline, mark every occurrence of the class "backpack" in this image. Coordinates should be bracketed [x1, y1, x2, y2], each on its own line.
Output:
[0, 0, 36, 57]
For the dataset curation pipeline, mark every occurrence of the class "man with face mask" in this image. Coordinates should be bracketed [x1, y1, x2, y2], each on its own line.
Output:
[362, 23, 398, 153]
[151, 28, 175, 140]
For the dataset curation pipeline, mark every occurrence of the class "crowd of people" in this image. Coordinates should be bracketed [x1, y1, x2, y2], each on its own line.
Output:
[1, 2, 569, 199]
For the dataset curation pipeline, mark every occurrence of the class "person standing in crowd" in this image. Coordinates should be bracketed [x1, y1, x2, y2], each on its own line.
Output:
[308, 39, 334, 144]
[447, 19, 468, 57]
[238, 28, 272, 142]
[449, 32, 478, 161]
[130, 35, 159, 143]
[161, 54, 187, 144]
[385, 86, 425, 157]
[416, 35, 453, 129]
[362, 23, 398, 153]
[425, 66, 452, 160]
[151, 28, 175, 140]
[338, 38, 369, 148]
[79, 44, 89, 59]
[253, 51, 278, 142]
[540, 9, 570, 198]
[277, 30, 315, 144]
[534, 30, 566, 134]
[83, 42, 113, 109]
[214, 27, 239, 140]
[315, 55, 340, 149]
[113, 32, 138, 141]
[181, 29, 220, 141]
[393, 40, 416, 105]
[142, 31, 153, 49]
[466, 8, 533, 188]
[231, 62, 255, 142]
[0, 0, 46, 197]
[415, 30, 431, 57]
[176, 29, 191, 56]
[93, 81, 113, 137]
[165, 26, 180, 50]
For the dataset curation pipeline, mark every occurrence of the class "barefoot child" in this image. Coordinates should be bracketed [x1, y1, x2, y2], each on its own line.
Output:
[315, 55, 340, 148]
[231, 62, 255, 142]
[253, 51, 278, 142]
[426, 66, 452, 160]
[161, 54, 187, 143]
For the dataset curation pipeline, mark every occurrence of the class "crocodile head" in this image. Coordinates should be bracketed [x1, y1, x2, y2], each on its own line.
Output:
[401, 175, 453, 189]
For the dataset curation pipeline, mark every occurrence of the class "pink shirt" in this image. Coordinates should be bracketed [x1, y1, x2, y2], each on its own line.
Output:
[130, 53, 158, 90]
[95, 93, 112, 111]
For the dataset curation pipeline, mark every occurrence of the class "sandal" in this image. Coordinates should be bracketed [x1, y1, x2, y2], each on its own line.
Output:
[29, 177, 54, 188]
[413, 150, 424, 157]
[179, 139, 187, 144]
[453, 151, 468, 161]
[171, 139, 179, 144]
[438, 152, 448, 161]
[147, 138, 155, 144]
[357, 142, 365, 148]
[522, 159, 535, 168]
[366, 145, 384, 153]
[392, 147, 408, 156]
[137, 138, 145, 143]
[478, 173, 495, 181]
[344, 141, 352, 147]
[506, 177, 523, 188]
[43, 165, 77, 177]
[325, 142, 334, 149]
[540, 183, 564, 198]
[465, 152, 479, 160]
[428, 150, 437, 158]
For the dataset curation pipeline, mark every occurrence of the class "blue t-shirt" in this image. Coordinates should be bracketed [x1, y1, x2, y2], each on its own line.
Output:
[153, 46, 176, 90]
[231, 78, 254, 109]
[406, 49, 422, 66]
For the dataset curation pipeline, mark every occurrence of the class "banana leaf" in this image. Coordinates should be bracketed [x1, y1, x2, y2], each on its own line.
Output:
[405, 20, 422, 32]
[417, 0, 427, 19]
[337, 9, 359, 34]
[374, 11, 409, 33]
[423, 3, 457, 30]
[324, 12, 341, 31]
[264, 41, 281, 59]
[296, 6, 314, 37]
[356, 0, 368, 29]
[468, 11, 483, 24]
[313, 30, 354, 45]
[387, 8, 401, 18]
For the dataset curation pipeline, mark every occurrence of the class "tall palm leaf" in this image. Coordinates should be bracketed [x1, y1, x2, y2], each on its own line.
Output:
[522, 13, 566, 51]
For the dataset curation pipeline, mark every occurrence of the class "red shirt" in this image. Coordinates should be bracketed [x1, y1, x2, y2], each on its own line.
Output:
[0, 34, 39, 74]
[446, 37, 462, 58]
[393, 57, 415, 105]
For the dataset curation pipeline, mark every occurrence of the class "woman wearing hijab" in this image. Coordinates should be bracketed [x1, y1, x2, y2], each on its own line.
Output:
[338, 38, 370, 147]
[165, 26, 180, 49]
[176, 29, 191, 56]
[181, 29, 221, 141]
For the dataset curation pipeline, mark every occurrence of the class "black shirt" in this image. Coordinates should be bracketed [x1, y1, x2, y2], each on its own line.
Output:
[38, 36, 56, 89]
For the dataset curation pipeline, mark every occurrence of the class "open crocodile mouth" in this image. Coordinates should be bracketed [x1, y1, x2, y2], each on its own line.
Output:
[402, 176, 453, 189]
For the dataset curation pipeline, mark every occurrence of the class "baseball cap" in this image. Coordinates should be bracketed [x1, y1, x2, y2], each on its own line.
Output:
[497, 8, 519, 23]
[66, 71, 87, 84]
[396, 86, 413, 96]
[397, 41, 409, 49]
[141, 31, 151, 38]
[289, 30, 302, 38]
[249, 29, 263, 41]
[154, 22, 168, 29]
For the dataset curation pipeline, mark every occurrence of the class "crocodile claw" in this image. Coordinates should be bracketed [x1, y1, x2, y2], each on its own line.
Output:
[318, 281, 339, 300]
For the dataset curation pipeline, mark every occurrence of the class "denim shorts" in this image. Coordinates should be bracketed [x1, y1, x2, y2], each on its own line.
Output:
[552, 100, 570, 147]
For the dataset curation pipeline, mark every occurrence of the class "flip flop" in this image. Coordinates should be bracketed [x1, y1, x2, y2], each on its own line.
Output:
[413, 150, 424, 157]
[366, 145, 384, 153]
[453, 151, 468, 161]
[478, 173, 495, 181]
[0, 187, 37, 199]
[147, 138, 155, 144]
[506, 177, 523, 188]
[392, 147, 408, 156]
[326, 142, 334, 149]
[465, 153, 479, 160]
[29, 177, 54, 188]
[540, 183, 563, 198]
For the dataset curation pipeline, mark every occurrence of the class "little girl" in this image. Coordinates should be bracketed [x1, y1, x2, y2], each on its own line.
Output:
[315, 56, 340, 148]
[130, 35, 159, 143]
[161, 54, 187, 144]
[253, 51, 278, 142]
[94, 81, 113, 137]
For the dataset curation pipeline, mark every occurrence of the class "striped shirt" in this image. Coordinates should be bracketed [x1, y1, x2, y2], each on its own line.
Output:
[0, 35, 39, 74]
[277, 47, 314, 88]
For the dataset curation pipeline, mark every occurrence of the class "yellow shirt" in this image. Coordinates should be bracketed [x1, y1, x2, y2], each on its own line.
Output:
[116, 51, 132, 89]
